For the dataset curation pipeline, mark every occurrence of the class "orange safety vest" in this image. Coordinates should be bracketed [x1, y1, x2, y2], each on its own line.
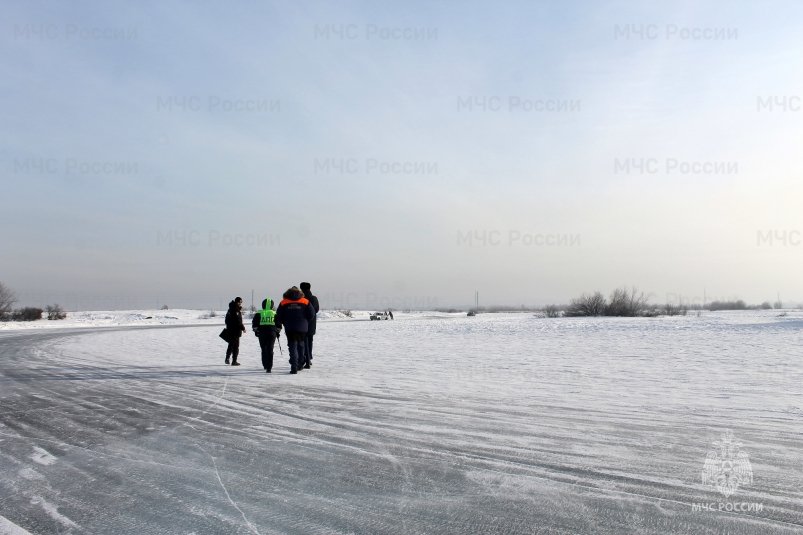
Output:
[279, 297, 309, 307]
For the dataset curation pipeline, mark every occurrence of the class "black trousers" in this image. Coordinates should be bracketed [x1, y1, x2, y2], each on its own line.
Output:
[304, 334, 314, 365]
[258, 332, 277, 371]
[226, 337, 240, 362]
[286, 332, 306, 372]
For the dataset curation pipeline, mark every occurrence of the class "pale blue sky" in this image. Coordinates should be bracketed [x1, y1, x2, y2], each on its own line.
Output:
[2, 1, 802, 309]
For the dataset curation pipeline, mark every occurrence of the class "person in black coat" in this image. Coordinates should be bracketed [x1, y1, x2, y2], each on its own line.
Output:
[299, 282, 320, 367]
[275, 286, 315, 374]
[224, 297, 246, 365]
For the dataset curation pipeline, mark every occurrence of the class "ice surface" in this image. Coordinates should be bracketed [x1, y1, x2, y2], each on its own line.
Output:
[0, 514, 33, 535]
[0, 311, 802, 533]
[29, 447, 56, 466]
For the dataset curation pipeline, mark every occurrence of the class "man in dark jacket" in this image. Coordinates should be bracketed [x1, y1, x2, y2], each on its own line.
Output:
[251, 297, 280, 373]
[224, 297, 246, 365]
[275, 286, 315, 374]
[299, 281, 320, 368]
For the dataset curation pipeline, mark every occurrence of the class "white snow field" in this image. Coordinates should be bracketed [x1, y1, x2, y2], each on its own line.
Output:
[0, 311, 802, 534]
[0, 308, 365, 331]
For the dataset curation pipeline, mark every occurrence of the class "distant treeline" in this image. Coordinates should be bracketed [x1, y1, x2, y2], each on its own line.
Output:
[447, 287, 788, 318]
[0, 281, 66, 321]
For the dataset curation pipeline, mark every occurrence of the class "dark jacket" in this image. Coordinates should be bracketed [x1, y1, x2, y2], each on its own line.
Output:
[275, 287, 315, 334]
[302, 289, 320, 335]
[225, 300, 245, 338]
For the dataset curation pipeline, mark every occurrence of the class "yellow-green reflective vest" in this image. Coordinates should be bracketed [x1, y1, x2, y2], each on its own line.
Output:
[259, 298, 276, 326]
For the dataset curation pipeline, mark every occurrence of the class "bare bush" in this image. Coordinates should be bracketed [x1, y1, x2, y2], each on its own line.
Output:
[0, 282, 16, 320]
[661, 303, 688, 316]
[46, 304, 67, 320]
[198, 309, 218, 320]
[708, 300, 746, 311]
[543, 305, 561, 318]
[606, 287, 649, 317]
[11, 307, 43, 321]
[565, 292, 607, 317]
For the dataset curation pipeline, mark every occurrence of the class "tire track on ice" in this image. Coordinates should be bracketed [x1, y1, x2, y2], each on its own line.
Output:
[171, 377, 264, 535]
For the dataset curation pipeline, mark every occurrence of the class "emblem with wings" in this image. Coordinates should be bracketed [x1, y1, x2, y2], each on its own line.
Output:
[702, 430, 753, 498]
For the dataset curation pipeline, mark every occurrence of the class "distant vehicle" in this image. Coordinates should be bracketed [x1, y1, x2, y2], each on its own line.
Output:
[370, 312, 388, 321]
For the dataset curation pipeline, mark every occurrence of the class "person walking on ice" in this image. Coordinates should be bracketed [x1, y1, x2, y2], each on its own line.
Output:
[224, 297, 246, 365]
[252, 297, 280, 373]
[299, 281, 319, 367]
[275, 286, 315, 374]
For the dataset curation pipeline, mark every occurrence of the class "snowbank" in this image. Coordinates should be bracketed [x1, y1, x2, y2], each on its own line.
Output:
[1, 307, 799, 331]
[0, 309, 224, 330]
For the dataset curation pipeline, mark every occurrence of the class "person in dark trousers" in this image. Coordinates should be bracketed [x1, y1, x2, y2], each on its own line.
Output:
[299, 282, 320, 367]
[225, 297, 246, 365]
[251, 297, 280, 373]
[275, 286, 315, 374]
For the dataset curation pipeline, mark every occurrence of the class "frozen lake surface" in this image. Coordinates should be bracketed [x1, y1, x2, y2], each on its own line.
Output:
[1, 312, 802, 534]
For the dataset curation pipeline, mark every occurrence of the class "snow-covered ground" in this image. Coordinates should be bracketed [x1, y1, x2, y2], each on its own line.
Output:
[0, 308, 436, 330]
[0, 311, 802, 533]
[0, 309, 224, 330]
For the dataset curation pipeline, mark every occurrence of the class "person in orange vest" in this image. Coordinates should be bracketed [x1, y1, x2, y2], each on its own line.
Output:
[275, 286, 316, 374]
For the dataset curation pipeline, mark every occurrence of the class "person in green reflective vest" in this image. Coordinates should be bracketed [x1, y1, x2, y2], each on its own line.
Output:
[251, 297, 281, 373]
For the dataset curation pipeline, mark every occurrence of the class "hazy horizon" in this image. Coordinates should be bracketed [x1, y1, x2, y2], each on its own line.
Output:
[3, 1, 802, 311]
[6, 286, 797, 313]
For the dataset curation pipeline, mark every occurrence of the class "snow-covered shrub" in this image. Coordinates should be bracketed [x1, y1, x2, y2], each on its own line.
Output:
[0, 282, 16, 320]
[46, 304, 67, 320]
[11, 307, 44, 321]
[544, 305, 561, 318]
[565, 292, 607, 316]
[606, 287, 649, 317]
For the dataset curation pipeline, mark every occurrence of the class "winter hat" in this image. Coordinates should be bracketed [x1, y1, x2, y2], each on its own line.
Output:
[300, 282, 311, 291]
[283, 286, 302, 299]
